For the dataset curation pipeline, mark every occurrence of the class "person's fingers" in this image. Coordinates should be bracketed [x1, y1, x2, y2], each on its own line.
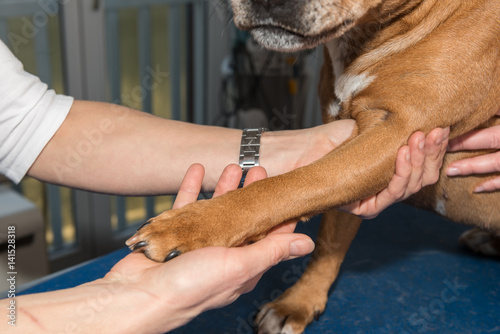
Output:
[406, 131, 426, 192]
[346, 146, 412, 219]
[475, 175, 500, 193]
[108, 252, 156, 277]
[324, 119, 357, 147]
[385, 145, 413, 200]
[172, 164, 205, 209]
[268, 221, 298, 234]
[243, 166, 267, 187]
[233, 232, 315, 286]
[421, 127, 449, 186]
[400, 128, 448, 196]
[447, 125, 500, 152]
[213, 164, 242, 198]
[337, 201, 362, 217]
[375, 128, 449, 208]
[447, 150, 500, 176]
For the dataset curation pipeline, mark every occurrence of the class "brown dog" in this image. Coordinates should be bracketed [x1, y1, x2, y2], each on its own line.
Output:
[127, 0, 500, 332]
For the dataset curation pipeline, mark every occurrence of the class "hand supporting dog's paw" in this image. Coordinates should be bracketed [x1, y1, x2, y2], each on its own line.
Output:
[126, 164, 269, 262]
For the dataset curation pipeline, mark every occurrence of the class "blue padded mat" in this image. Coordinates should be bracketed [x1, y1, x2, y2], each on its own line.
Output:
[20, 203, 500, 333]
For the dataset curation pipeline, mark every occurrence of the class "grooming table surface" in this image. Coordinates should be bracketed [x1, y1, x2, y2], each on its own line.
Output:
[21, 203, 500, 333]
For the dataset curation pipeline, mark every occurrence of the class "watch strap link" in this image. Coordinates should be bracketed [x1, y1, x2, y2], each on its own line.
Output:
[239, 128, 267, 174]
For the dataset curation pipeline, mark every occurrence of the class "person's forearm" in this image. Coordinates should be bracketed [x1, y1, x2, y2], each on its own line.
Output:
[0, 280, 179, 334]
[28, 100, 244, 194]
[28, 100, 353, 195]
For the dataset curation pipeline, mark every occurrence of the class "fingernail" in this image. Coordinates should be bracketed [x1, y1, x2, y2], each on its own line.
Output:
[419, 136, 425, 150]
[435, 133, 443, 146]
[474, 186, 485, 193]
[444, 127, 450, 140]
[290, 239, 315, 257]
[447, 167, 460, 176]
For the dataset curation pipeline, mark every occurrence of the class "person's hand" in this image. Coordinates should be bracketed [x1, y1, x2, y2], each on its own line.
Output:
[265, 120, 449, 219]
[340, 127, 450, 219]
[446, 111, 500, 192]
[104, 164, 315, 332]
[261, 119, 357, 175]
[294, 119, 357, 169]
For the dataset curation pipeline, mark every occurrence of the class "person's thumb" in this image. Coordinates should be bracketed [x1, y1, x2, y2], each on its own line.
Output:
[239, 233, 315, 278]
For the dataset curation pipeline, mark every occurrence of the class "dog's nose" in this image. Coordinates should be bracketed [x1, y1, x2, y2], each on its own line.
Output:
[252, 0, 284, 10]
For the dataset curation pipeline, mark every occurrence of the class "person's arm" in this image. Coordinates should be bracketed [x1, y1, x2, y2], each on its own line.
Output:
[27, 100, 240, 194]
[1, 165, 314, 333]
[27, 99, 449, 216]
[27, 100, 355, 195]
[446, 111, 500, 192]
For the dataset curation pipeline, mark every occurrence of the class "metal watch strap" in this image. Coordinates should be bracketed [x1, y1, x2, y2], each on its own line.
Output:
[239, 128, 267, 174]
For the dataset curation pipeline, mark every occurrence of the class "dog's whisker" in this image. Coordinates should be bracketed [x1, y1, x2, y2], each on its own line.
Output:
[225, 16, 234, 31]
[207, 0, 229, 21]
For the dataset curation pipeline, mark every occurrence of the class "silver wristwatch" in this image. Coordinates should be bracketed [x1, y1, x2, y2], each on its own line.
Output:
[239, 128, 268, 175]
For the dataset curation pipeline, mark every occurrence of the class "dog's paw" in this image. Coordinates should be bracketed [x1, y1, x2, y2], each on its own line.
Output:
[126, 201, 232, 262]
[125, 208, 205, 262]
[459, 228, 500, 257]
[125, 199, 259, 262]
[255, 296, 326, 334]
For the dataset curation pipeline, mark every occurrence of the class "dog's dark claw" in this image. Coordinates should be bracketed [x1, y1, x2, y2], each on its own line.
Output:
[131, 241, 147, 251]
[314, 310, 322, 321]
[164, 250, 181, 262]
[137, 220, 152, 231]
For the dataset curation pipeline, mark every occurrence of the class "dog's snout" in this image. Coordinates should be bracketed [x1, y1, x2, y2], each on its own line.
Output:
[252, 0, 285, 10]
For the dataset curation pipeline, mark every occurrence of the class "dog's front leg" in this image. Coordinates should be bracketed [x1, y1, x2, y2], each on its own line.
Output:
[126, 114, 411, 262]
[256, 210, 362, 334]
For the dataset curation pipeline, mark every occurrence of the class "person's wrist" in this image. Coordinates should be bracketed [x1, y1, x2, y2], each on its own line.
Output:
[42, 278, 163, 333]
[259, 128, 314, 176]
[89, 266, 189, 334]
[260, 121, 358, 176]
[121, 277, 194, 333]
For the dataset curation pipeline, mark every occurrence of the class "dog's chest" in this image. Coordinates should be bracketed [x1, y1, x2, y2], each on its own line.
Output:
[324, 36, 376, 118]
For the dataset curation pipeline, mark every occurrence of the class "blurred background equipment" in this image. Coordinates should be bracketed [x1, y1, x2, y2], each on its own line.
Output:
[0, 185, 48, 293]
[218, 30, 320, 130]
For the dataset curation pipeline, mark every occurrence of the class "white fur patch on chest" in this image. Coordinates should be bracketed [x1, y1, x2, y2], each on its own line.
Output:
[325, 39, 376, 118]
[335, 73, 375, 103]
[327, 100, 341, 118]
